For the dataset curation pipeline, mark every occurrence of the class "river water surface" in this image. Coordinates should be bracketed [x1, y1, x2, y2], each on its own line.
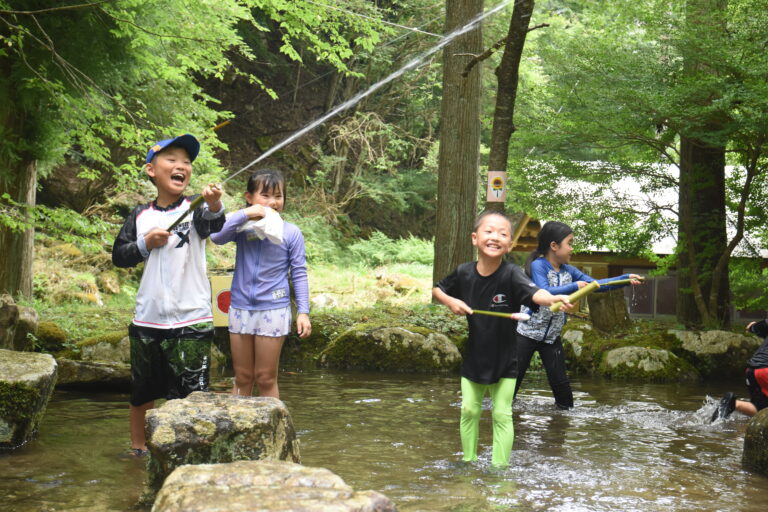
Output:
[2, 370, 767, 511]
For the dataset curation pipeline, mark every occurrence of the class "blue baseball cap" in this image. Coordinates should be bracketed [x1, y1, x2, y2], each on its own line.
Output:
[145, 134, 200, 164]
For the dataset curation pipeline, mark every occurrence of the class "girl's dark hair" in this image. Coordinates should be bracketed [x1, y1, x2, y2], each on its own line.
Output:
[246, 169, 286, 206]
[473, 210, 513, 232]
[524, 221, 573, 276]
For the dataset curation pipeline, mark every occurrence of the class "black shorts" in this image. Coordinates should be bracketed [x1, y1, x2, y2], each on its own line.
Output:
[746, 367, 768, 412]
[129, 322, 213, 406]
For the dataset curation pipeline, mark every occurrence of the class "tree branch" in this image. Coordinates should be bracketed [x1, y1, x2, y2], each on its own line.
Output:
[0, 1, 114, 15]
[462, 23, 548, 77]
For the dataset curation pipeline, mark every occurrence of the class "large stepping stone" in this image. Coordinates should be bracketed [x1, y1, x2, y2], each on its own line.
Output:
[152, 460, 397, 512]
[145, 392, 300, 498]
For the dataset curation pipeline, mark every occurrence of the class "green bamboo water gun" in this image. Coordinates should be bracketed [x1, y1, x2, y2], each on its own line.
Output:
[550, 276, 645, 312]
[472, 310, 531, 321]
[551, 280, 600, 312]
[167, 184, 222, 231]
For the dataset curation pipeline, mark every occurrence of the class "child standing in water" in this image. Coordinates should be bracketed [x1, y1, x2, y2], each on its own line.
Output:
[516, 221, 641, 409]
[433, 211, 573, 468]
[710, 318, 768, 421]
[112, 134, 224, 456]
[211, 169, 311, 398]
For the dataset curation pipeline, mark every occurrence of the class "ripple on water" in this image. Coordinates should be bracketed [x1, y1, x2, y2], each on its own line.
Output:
[2, 371, 767, 512]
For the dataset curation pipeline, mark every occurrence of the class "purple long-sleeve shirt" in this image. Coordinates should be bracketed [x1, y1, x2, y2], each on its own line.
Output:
[210, 209, 309, 314]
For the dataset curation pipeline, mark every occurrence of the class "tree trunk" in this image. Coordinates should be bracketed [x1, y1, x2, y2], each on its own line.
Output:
[677, 135, 729, 327]
[433, 0, 483, 285]
[588, 288, 631, 333]
[0, 52, 36, 299]
[485, 0, 535, 213]
[0, 159, 37, 299]
[676, 0, 730, 328]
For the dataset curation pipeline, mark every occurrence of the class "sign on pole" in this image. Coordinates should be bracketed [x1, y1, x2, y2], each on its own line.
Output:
[487, 171, 507, 202]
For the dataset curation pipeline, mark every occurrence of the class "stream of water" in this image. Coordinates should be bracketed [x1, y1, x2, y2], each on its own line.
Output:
[2, 370, 766, 511]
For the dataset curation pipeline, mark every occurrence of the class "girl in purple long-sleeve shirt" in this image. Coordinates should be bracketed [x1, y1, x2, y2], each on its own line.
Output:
[211, 169, 311, 398]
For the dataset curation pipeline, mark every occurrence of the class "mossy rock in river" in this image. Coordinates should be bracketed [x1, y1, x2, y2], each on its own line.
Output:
[562, 320, 683, 376]
[77, 330, 129, 363]
[599, 346, 699, 381]
[742, 407, 768, 476]
[35, 321, 69, 353]
[144, 392, 300, 502]
[319, 323, 461, 372]
[0, 349, 58, 448]
[670, 329, 761, 378]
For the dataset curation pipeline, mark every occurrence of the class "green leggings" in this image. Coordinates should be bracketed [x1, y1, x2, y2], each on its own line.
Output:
[460, 377, 517, 467]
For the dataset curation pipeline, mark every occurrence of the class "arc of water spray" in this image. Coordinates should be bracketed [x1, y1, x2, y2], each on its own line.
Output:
[168, 0, 515, 231]
[222, 0, 513, 186]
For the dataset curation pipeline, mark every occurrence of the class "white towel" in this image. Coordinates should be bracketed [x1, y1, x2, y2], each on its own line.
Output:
[236, 206, 284, 244]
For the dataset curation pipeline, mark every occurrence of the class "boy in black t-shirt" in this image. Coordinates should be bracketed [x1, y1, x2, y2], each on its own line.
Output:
[433, 211, 573, 468]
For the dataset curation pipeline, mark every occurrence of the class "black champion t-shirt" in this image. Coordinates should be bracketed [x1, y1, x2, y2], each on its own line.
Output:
[748, 320, 768, 368]
[436, 261, 540, 384]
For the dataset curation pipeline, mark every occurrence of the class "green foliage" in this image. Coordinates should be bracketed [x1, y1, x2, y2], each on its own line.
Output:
[283, 211, 345, 265]
[18, 292, 135, 345]
[307, 112, 436, 220]
[347, 231, 433, 266]
[729, 259, 768, 312]
[494, 0, 768, 312]
[0, 0, 385, 178]
[34, 205, 114, 253]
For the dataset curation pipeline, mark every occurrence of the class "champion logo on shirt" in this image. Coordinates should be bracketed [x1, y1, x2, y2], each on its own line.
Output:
[491, 294, 508, 306]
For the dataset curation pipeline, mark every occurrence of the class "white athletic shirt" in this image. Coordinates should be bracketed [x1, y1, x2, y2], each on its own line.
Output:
[112, 195, 225, 329]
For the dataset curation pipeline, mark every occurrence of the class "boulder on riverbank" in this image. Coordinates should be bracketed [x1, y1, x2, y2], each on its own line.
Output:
[319, 323, 461, 372]
[743, 408, 768, 476]
[670, 329, 760, 378]
[152, 460, 397, 512]
[77, 331, 129, 363]
[144, 392, 300, 499]
[55, 358, 130, 391]
[13, 306, 39, 352]
[599, 346, 699, 381]
[0, 294, 39, 352]
[0, 349, 58, 448]
[0, 294, 20, 350]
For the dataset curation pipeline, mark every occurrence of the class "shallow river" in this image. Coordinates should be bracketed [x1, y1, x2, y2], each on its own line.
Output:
[2, 370, 767, 511]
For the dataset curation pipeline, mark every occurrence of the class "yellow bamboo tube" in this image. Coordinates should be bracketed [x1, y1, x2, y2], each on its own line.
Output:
[550, 280, 600, 312]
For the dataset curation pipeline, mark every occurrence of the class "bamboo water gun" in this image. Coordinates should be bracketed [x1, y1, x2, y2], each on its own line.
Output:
[550, 276, 645, 312]
[472, 310, 531, 321]
[167, 184, 221, 231]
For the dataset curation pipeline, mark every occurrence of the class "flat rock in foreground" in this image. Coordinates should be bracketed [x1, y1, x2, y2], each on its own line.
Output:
[152, 460, 397, 512]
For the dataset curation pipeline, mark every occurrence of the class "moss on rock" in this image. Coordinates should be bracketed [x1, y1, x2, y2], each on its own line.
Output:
[144, 392, 300, 501]
[76, 330, 129, 363]
[743, 408, 768, 476]
[319, 323, 461, 372]
[562, 319, 690, 377]
[78, 330, 127, 348]
[599, 346, 699, 381]
[0, 350, 58, 448]
[36, 321, 69, 353]
[281, 305, 467, 367]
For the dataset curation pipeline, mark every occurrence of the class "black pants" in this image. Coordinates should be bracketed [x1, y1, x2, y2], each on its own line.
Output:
[514, 333, 573, 409]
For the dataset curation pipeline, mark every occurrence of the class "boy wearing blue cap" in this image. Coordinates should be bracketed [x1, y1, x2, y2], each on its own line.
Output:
[112, 134, 225, 456]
